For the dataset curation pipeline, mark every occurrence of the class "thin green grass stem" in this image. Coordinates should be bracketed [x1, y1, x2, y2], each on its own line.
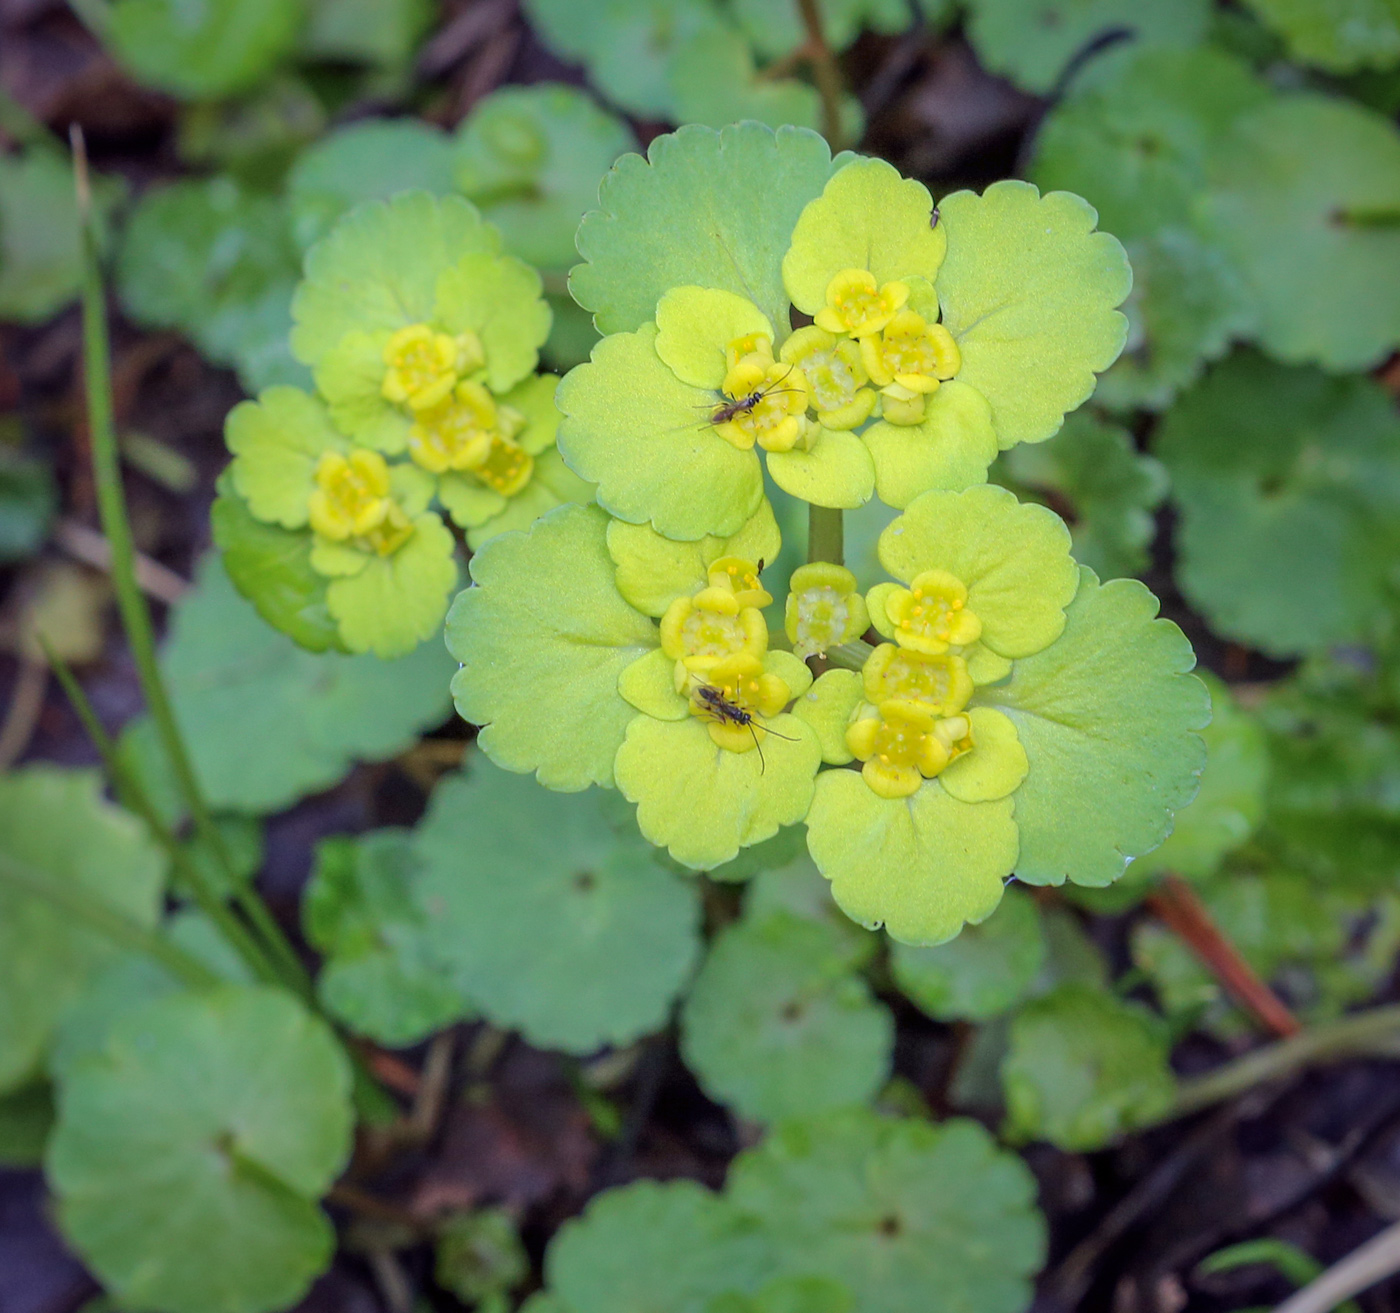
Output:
[808, 505, 845, 566]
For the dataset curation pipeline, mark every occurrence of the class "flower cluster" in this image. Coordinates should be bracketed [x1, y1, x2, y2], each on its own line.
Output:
[446, 125, 1210, 944]
[217, 192, 590, 657]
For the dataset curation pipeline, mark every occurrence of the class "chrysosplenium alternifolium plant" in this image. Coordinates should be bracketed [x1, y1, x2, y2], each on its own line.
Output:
[444, 124, 1210, 945]
[215, 193, 590, 657]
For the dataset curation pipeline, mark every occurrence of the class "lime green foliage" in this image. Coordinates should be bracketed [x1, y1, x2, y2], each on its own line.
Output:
[1002, 984, 1175, 1149]
[964, 0, 1209, 94]
[286, 119, 456, 252]
[1239, 0, 1400, 71]
[102, 0, 305, 98]
[49, 986, 353, 1313]
[1001, 411, 1168, 580]
[435, 1208, 531, 1310]
[144, 555, 453, 812]
[117, 176, 304, 393]
[0, 767, 165, 1095]
[680, 909, 892, 1123]
[299, 0, 432, 74]
[303, 831, 466, 1047]
[1202, 94, 1400, 369]
[708, 1277, 855, 1313]
[728, 1111, 1045, 1313]
[0, 445, 57, 562]
[936, 182, 1131, 449]
[413, 761, 701, 1052]
[455, 84, 638, 273]
[983, 568, 1208, 887]
[572, 123, 837, 336]
[544, 1178, 775, 1313]
[1155, 352, 1400, 657]
[0, 147, 118, 324]
[891, 886, 1047, 1022]
[447, 504, 659, 791]
[0, 1082, 52, 1167]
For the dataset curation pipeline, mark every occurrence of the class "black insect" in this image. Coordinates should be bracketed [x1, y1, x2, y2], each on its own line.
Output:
[704, 364, 802, 429]
[693, 683, 799, 774]
[931, 205, 941, 228]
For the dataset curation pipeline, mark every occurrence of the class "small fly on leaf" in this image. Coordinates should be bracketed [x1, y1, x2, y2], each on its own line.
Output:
[693, 683, 798, 775]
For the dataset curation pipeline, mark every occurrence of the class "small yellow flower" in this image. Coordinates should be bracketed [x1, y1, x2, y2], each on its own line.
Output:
[784, 562, 869, 659]
[471, 432, 535, 497]
[706, 555, 773, 610]
[307, 449, 414, 556]
[711, 352, 811, 453]
[814, 269, 909, 339]
[660, 586, 768, 682]
[883, 569, 983, 655]
[381, 324, 485, 411]
[845, 699, 953, 799]
[779, 327, 876, 431]
[862, 643, 973, 717]
[861, 309, 961, 425]
[687, 652, 793, 754]
[407, 380, 500, 474]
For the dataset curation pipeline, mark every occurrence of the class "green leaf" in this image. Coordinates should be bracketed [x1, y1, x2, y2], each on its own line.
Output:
[435, 1208, 531, 1307]
[0, 767, 165, 1095]
[48, 985, 353, 1313]
[105, 0, 306, 98]
[732, 0, 910, 57]
[1030, 46, 1270, 241]
[980, 567, 1208, 888]
[300, 0, 433, 69]
[0, 148, 118, 324]
[782, 158, 945, 318]
[286, 119, 456, 252]
[303, 831, 467, 1047]
[544, 1178, 776, 1313]
[681, 911, 892, 1124]
[1133, 673, 1268, 882]
[455, 84, 637, 273]
[572, 122, 837, 336]
[1093, 229, 1255, 413]
[1201, 94, 1400, 370]
[890, 885, 1046, 1022]
[1154, 351, 1400, 656]
[936, 181, 1131, 449]
[212, 474, 343, 654]
[708, 1276, 856, 1313]
[150, 553, 454, 813]
[964, 0, 1210, 94]
[446, 503, 660, 791]
[413, 761, 701, 1052]
[0, 445, 57, 562]
[291, 191, 500, 367]
[116, 177, 301, 390]
[728, 1110, 1046, 1313]
[0, 1081, 53, 1167]
[1000, 411, 1168, 580]
[1001, 983, 1175, 1149]
[1238, 0, 1400, 71]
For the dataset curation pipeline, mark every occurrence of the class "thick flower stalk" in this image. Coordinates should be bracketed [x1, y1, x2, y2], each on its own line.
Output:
[444, 123, 1208, 944]
[216, 192, 590, 656]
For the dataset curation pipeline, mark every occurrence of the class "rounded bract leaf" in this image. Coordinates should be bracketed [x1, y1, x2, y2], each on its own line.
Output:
[48, 985, 353, 1313]
[446, 504, 660, 792]
[1238, 0, 1400, 71]
[291, 192, 500, 367]
[105, 0, 304, 98]
[978, 568, 1209, 888]
[286, 119, 457, 252]
[964, 0, 1209, 94]
[572, 122, 838, 336]
[454, 84, 637, 273]
[304, 831, 468, 1047]
[1154, 352, 1400, 656]
[1030, 46, 1270, 241]
[413, 761, 701, 1053]
[936, 181, 1131, 449]
[0, 767, 164, 1094]
[153, 554, 455, 813]
[544, 1178, 777, 1313]
[1202, 94, 1400, 370]
[891, 885, 1047, 1022]
[681, 910, 893, 1124]
[1001, 983, 1175, 1150]
[782, 158, 946, 316]
[728, 1109, 1046, 1313]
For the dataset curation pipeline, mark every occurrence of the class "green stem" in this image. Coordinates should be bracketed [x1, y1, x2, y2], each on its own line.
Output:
[1163, 1002, 1400, 1122]
[0, 852, 219, 990]
[826, 639, 875, 671]
[795, 0, 847, 150]
[41, 637, 286, 989]
[1334, 205, 1400, 229]
[808, 505, 844, 566]
[70, 130, 312, 1001]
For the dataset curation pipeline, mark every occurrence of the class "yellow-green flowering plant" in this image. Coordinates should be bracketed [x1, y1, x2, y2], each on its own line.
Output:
[448, 123, 1210, 945]
[213, 192, 591, 657]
